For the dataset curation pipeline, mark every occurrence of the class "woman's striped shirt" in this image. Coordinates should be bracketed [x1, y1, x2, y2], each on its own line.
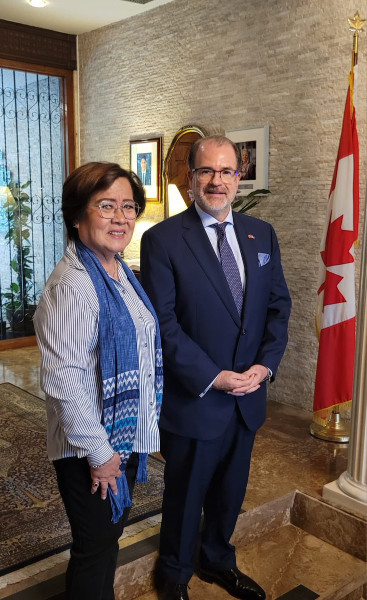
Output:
[34, 242, 160, 466]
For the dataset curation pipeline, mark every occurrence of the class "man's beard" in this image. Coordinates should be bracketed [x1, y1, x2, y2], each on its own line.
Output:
[194, 185, 234, 214]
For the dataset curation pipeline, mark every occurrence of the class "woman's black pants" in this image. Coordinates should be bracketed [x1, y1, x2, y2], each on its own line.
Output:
[54, 453, 138, 600]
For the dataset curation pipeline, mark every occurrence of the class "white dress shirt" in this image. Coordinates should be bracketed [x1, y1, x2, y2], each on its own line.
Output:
[194, 203, 246, 288]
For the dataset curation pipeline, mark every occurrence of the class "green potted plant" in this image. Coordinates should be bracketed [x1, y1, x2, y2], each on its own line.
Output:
[232, 188, 270, 214]
[2, 179, 36, 334]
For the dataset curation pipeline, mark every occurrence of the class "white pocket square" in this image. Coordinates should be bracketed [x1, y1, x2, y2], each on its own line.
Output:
[258, 252, 270, 267]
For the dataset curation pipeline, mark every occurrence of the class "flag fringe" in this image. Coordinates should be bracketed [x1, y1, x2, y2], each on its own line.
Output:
[312, 399, 352, 427]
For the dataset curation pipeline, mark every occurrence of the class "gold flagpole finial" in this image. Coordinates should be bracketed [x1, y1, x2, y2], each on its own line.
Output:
[348, 11, 365, 71]
[348, 11, 366, 32]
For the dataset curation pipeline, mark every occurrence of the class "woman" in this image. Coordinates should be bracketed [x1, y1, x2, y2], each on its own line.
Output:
[240, 149, 256, 180]
[34, 162, 163, 600]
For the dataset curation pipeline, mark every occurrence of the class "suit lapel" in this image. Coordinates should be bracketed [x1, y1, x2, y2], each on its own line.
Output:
[182, 205, 242, 327]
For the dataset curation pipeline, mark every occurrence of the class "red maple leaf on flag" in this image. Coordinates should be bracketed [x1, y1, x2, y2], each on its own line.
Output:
[320, 215, 356, 267]
[318, 271, 346, 306]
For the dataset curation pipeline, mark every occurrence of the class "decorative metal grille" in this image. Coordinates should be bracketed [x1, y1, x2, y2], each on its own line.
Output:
[0, 68, 66, 339]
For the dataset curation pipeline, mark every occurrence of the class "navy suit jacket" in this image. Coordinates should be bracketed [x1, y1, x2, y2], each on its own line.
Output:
[140, 204, 291, 440]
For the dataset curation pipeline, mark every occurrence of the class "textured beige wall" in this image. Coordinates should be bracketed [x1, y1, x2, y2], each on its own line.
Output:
[78, 0, 367, 413]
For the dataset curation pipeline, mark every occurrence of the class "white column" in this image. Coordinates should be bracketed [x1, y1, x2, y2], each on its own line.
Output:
[323, 189, 367, 516]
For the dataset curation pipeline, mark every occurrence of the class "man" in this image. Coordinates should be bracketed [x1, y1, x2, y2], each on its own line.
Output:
[139, 156, 151, 186]
[140, 136, 291, 600]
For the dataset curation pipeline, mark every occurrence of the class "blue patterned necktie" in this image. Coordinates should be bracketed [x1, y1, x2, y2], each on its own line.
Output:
[211, 222, 243, 316]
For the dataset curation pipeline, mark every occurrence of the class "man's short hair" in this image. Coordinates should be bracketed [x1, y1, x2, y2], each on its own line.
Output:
[188, 135, 241, 172]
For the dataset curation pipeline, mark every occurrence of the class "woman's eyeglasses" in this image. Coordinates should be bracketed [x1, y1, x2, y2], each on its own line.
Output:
[97, 201, 140, 220]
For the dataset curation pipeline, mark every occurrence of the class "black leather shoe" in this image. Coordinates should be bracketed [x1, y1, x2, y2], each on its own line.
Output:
[197, 565, 266, 600]
[157, 582, 189, 600]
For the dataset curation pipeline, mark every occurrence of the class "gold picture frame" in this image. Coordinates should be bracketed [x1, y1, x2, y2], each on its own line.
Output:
[130, 136, 162, 202]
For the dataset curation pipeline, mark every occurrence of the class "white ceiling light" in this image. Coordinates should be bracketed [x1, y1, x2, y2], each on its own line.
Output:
[28, 0, 48, 7]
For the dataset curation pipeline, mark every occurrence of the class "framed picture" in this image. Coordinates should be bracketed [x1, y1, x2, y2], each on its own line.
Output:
[130, 136, 162, 202]
[225, 125, 269, 196]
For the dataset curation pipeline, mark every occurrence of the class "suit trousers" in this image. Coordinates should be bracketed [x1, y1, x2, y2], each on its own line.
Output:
[53, 452, 138, 600]
[157, 406, 256, 584]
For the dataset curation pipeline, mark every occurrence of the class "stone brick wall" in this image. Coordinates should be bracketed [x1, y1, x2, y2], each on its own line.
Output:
[78, 0, 366, 413]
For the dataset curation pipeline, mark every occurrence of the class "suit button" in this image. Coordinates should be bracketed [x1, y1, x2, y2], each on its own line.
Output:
[242, 328, 246, 335]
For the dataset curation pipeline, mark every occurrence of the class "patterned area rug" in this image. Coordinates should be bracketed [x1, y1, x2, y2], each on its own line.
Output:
[0, 382, 165, 576]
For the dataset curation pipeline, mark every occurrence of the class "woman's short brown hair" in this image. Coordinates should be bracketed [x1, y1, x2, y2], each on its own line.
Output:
[62, 162, 146, 241]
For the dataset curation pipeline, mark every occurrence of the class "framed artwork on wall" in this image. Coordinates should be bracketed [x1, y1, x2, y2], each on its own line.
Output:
[225, 125, 269, 196]
[130, 136, 162, 202]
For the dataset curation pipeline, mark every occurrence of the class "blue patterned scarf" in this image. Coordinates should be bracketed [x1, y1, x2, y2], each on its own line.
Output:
[76, 240, 163, 523]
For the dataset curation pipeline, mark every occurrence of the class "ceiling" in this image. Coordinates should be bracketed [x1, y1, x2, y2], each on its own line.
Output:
[0, 0, 175, 35]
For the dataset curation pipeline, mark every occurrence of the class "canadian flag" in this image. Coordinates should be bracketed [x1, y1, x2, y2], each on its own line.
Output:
[313, 78, 359, 425]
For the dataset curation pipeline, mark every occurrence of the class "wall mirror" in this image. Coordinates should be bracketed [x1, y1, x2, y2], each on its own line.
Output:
[163, 125, 207, 218]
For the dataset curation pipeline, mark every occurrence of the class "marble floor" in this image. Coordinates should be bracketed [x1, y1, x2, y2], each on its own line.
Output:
[132, 524, 366, 600]
[0, 346, 44, 400]
[0, 346, 364, 600]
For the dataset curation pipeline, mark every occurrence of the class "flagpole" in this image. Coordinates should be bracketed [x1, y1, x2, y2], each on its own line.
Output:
[310, 12, 364, 443]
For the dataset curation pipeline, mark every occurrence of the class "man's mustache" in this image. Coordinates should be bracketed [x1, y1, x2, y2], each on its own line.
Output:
[204, 185, 226, 193]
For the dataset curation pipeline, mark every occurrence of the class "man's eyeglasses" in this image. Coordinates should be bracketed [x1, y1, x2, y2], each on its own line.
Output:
[97, 200, 140, 220]
[191, 168, 239, 184]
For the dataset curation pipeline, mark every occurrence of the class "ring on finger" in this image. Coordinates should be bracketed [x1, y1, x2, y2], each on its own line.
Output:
[92, 482, 99, 487]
